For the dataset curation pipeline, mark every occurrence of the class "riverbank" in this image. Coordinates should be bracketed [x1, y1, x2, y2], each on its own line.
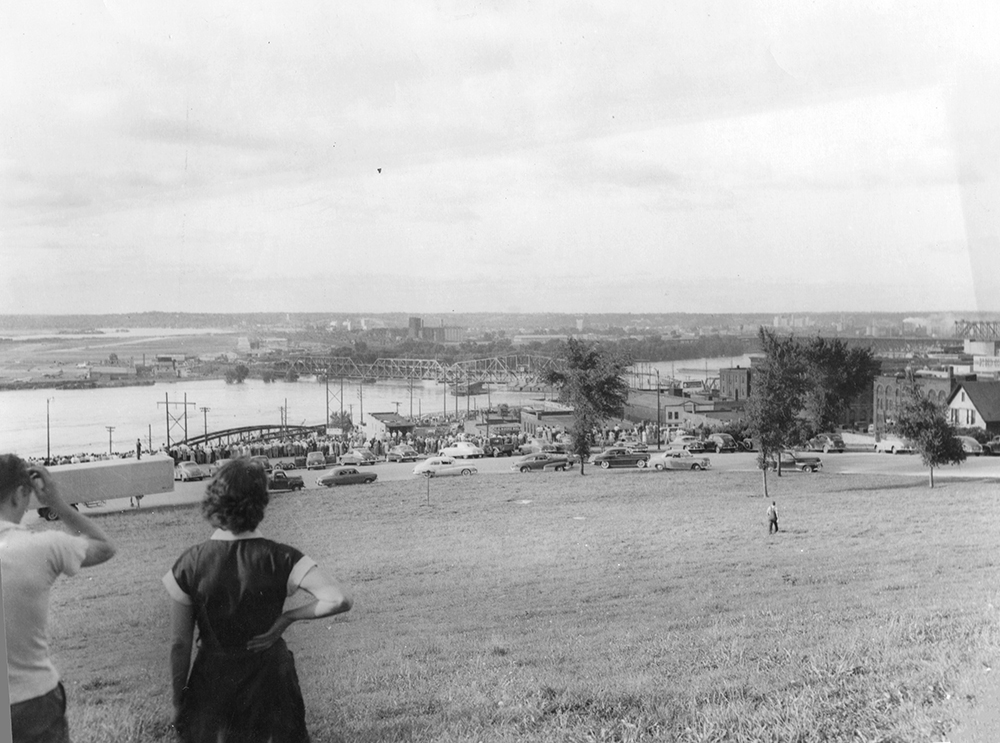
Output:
[0, 378, 158, 392]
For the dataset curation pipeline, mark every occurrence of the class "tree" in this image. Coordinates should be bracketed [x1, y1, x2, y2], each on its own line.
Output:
[546, 338, 630, 475]
[800, 337, 880, 433]
[225, 363, 249, 385]
[892, 385, 965, 488]
[745, 328, 807, 495]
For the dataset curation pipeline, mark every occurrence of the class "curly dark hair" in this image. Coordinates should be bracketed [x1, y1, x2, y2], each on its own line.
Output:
[201, 458, 269, 533]
[0, 453, 32, 505]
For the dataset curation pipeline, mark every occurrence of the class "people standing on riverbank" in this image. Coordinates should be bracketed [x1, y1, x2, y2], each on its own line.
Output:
[1, 454, 117, 743]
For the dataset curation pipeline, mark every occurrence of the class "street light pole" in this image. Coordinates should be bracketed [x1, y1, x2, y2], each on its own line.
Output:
[46, 397, 53, 462]
[106, 426, 115, 455]
[200, 407, 210, 439]
[655, 370, 661, 451]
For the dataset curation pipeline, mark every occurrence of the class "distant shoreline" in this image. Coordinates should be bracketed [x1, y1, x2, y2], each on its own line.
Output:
[0, 378, 158, 392]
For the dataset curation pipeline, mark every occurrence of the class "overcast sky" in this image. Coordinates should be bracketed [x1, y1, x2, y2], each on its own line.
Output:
[2, 1, 998, 315]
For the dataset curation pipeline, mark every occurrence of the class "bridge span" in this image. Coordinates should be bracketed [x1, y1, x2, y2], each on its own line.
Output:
[179, 424, 326, 449]
[254, 354, 563, 386]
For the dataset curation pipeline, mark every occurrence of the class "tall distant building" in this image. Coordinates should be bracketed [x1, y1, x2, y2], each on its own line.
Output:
[576, 318, 585, 332]
[408, 317, 423, 339]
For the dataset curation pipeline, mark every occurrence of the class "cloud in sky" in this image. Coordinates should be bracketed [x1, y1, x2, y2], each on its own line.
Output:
[1, 0, 998, 314]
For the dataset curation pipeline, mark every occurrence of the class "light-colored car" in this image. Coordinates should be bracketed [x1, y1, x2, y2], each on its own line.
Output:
[957, 436, 983, 456]
[440, 441, 484, 459]
[316, 467, 377, 486]
[874, 437, 914, 454]
[174, 461, 207, 481]
[649, 450, 712, 471]
[807, 433, 846, 453]
[670, 435, 705, 453]
[412, 457, 477, 478]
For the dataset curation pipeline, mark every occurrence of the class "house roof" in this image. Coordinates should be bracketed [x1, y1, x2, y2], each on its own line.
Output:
[947, 381, 1000, 422]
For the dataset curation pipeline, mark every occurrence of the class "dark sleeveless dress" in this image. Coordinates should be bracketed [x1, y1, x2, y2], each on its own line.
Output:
[169, 537, 313, 743]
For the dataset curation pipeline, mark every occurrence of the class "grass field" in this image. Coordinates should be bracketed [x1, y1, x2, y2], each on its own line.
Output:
[43, 470, 1000, 742]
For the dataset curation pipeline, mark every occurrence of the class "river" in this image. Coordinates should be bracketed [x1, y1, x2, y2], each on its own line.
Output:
[0, 354, 753, 457]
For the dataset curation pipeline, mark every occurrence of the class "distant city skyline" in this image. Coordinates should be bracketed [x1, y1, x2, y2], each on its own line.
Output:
[3, 2, 998, 314]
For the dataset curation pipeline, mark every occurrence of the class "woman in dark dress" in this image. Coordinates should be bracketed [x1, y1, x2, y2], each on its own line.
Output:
[163, 458, 352, 742]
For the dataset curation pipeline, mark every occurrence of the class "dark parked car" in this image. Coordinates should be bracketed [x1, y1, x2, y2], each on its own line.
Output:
[387, 445, 420, 463]
[267, 470, 305, 491]
[485, 437, 520, 457]
[766, 451, 823, 473]
[340, 448, 377, 466]
[707, 433, 737, 453]
[591, 447, 651, 469]
[305, 451, 328, 469]
[315, 467, 378, 487]
[511, 452, 577, 472]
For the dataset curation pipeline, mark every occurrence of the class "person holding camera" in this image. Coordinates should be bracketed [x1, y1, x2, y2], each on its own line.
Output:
[163, 457, 352, 742]
[0, 453, 117, 743]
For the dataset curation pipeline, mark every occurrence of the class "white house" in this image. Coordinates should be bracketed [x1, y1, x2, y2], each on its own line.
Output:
[946, 381, 1000, 434]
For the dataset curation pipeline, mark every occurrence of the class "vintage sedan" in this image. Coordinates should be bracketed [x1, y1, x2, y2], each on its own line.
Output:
[649, 449, 712, 471]
[386, 445, 420, 463]
[766, 450, 823, 473]
[874, 437, 914, 454]
[707, 433, 738, 453]
[807, 433, 846, 453]
[305, 451, 329, 470]
[957, 436, 983, 456]
[339, 448, 378, 466]
[511, 451, 576, 473]
[440, 441, 485, 459]
[174, 462, 208, 481]
[590, 447, 652, 469]
[412, 457, 477, 478]
[670, 436, 706, 454]
[315, 467, 377, 487]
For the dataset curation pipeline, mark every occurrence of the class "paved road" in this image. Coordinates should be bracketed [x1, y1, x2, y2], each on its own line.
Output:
[30, 448, 1000, 523]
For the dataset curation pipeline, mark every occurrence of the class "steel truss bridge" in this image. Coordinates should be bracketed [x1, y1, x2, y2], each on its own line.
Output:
[179, 424, 326, 449]
[254, 354, 564, 387]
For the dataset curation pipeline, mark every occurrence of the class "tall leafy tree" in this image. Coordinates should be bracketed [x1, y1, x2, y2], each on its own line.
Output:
[745, 328, 807, 495]
[801, 337, 880, 433]
[892, 384, 965, 488]
[547, 338, 630, 474]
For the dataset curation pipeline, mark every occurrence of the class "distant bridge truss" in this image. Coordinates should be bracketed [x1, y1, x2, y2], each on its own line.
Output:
[954, 320, 1000, 340]
[255, 354, 562, 386]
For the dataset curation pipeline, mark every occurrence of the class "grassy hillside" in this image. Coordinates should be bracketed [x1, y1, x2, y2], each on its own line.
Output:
[44, 470, 1000, 742]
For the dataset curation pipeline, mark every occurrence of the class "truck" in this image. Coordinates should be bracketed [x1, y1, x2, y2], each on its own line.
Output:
[267, 470, 305, 491]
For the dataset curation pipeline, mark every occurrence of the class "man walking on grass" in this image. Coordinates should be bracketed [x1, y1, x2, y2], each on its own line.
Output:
[0, 453, 117, 743]
[767, 500, 779, 534]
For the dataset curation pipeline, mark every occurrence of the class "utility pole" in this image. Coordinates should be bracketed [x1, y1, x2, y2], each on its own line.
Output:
[106, 426, 115, 455]
[655, 369, 662, 451]
[158, 393, 196, 449]
[46, 397, 53, 461]
[200, 407, 210, 439]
